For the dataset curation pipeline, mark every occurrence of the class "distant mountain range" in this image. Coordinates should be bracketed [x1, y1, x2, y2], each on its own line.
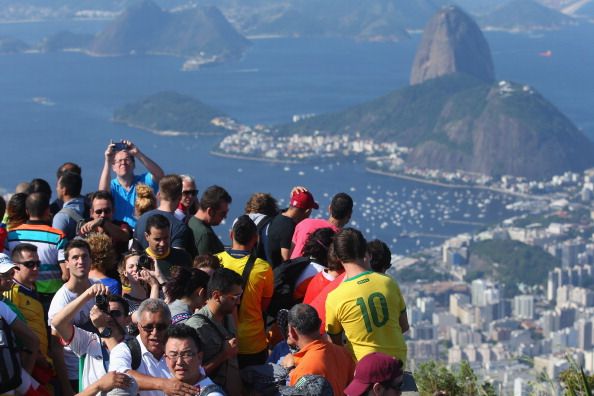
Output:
[480, 0, 577, 31]
[274, 6, 594, 179]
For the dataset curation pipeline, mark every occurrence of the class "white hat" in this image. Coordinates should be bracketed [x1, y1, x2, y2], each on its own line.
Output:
[0, 253, 16, 274]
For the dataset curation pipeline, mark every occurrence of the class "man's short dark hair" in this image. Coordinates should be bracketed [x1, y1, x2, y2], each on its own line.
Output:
[232, 215, 257, 245]
[165, 324, 202, 352]
[367, 239, 392, 273]
[90, 190, 114, 205]
[107, 294, 130, 317]
[207, 268, 243, 299]
[25, 192, 50, 218]
[26, 178, 52, 197]
[57, 162, 82, 179]
[288, 304, 321, 336]
[59, 171, 82, 197]
[65, 239, 91, 260]
[333, 228, 367, 263]
[330, 193, 353, 221]
[11, 243, 38, 262]
[0, 196, 5, 218]
[159, 175, 183, 202]
[199, 185, 232, 211]
[145, 213, 170, 235]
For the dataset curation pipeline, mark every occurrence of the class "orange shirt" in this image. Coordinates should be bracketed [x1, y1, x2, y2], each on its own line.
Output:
[290, 339, 355, 396]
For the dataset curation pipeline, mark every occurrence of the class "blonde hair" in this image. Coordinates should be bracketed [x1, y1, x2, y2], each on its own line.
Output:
[135, 184, 157, 218]
[86, 233, 117, 276]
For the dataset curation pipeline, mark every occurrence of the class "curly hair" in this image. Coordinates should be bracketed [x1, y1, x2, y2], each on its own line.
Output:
[86, 233, 117, 277]
[135, 184, 157, 218]
[118, 251, 142, 288]
[244, 193, 278, 217]
[302, 227, 336, 266]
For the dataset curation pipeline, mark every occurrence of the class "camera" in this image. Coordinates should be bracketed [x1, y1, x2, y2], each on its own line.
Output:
[111, 140, 128, 151]
[95, 295, 109, 312]
[137, 254, 153, 271]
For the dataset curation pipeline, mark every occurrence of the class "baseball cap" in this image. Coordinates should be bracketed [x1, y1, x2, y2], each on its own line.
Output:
[344, 352, 403, 396]
[290, 191, 319, 210]
[279, 375, 334, 396]
[0, 253, 17, 274]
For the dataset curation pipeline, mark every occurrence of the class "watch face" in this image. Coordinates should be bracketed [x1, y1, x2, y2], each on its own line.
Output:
[99, 327, 112, 338]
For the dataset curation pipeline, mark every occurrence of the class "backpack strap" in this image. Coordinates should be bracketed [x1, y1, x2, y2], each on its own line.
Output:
[125, 337, 142, 371]
[200, 383, 225, 395]
[240, 252, 257, 305]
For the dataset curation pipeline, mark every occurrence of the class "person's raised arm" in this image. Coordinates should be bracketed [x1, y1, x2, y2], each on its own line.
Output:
[77, 372, 132, 396]
[51, 283, 110, 342]
[99, 142, 116, 191]
[125, 370, 198, 395]
[125, 140, 164, 183]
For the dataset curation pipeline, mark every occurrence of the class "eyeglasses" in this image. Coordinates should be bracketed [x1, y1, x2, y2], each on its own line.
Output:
[94, 208, 112, 215]
[139, 323, 168, 333]
[182, 189, 198, 196]
[109, 310, 124, 318]
[165, 350, 197, 362]
[17, 260, 41, 269]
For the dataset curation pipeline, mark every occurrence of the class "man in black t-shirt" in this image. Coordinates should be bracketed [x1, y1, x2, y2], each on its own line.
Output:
[266, 190, 318, 268]
[144, 214, 192, 280]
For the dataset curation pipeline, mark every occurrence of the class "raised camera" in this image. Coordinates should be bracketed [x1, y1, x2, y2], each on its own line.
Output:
[137, 254, 153, 270]
[95, 295, 109, 312]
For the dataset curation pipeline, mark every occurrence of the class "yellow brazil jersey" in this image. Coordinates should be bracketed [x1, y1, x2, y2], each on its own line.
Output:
[325, 271, 407, 363]
[216, 250, 274, 354]
[4, 283, 49, 358]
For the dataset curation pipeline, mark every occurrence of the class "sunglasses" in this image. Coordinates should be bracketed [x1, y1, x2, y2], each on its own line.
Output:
[182, 189, 198, 196]
[17, 260, 41, 269]
[94, 208, 112, 215]
[140, 323, 168, 333]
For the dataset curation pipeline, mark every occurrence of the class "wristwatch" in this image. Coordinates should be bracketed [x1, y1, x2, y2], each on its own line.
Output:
[98, 327, 112, 338]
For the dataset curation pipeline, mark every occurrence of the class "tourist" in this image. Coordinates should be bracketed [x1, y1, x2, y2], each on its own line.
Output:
[87, 233, 121, 295]
[266, 190, 317, 268]
[216, 215, 273, 368]
[185, 268, 242, 395]
[119, 251, 160, 316]
[165, 266, 209, 324]
[344, 352, 404, 396]
[290, 192, 353, 259]
[52, 171, 85, 241]
[98, 139, 164, 228]
[189, 185, 232, 256]
[174, 174, 199, 223]
[134, 174, 196, 256]
[326, 229, 409, 363]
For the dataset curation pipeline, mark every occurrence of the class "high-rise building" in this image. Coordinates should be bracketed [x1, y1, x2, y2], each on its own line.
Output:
[576, 319, 593, 351]
[513, 295, 535, 320]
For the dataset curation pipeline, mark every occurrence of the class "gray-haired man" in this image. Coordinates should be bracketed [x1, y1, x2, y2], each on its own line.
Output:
[109, 299, 198, 396]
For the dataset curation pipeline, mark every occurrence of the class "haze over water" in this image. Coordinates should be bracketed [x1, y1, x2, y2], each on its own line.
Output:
[1, 20, 593, 254]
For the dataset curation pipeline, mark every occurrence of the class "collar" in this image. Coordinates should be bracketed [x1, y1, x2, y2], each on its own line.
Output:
[227, 248, 250, 258]
[293, 339, 327, 359]
[146, 247, 170, 260]
[13, 279, 35, 292]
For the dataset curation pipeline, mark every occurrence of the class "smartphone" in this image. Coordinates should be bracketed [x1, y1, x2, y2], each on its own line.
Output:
[112, 140, 127, 151]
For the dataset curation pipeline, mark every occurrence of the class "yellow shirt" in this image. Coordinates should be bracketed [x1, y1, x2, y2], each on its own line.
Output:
[325, 271, 407, 363]
[4, 283, 49, 358]
[217, 251, 274, 354]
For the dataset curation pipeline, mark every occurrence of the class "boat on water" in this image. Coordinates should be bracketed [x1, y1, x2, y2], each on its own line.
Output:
[538, 50, 553, 57]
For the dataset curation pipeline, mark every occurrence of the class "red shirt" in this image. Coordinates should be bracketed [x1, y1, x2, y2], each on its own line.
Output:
[309, 273, 346, 333]
[303, 270, 336, 305]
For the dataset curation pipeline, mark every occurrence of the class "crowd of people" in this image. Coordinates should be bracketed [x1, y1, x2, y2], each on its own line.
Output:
[0, 140, 410, 396]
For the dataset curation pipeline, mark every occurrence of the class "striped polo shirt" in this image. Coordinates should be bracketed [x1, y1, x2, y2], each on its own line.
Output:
[7, 221, 66, 294]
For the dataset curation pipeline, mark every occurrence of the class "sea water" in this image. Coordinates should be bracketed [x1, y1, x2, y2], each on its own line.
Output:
[0, 20, 592, 254]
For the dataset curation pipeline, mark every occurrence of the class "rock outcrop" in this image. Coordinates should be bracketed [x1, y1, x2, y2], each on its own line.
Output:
[410, 5, 495, 85]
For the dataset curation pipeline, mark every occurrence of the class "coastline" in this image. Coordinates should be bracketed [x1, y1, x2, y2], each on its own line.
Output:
[209, 150, 299, 164]
[365, 167, 542, 200]
[112, 120, 225, 137]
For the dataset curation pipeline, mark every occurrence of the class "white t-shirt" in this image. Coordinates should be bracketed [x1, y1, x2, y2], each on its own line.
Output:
[109, 335, 171, 396]
[48, 282, 97, 380]
[64, 326, 109, 390]
[195, 376, 225, 396]
[0, 300, 17, 324]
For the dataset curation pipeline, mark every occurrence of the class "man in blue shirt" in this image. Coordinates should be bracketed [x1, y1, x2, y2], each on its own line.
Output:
[98, 140, 164, 228]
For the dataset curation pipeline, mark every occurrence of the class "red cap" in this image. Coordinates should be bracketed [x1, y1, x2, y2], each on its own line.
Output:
[290, 191, 319, 210]
[344, 353, 403, 396]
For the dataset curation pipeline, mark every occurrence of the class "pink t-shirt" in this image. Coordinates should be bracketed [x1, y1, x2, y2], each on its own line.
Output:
[290, 218, 339, 259]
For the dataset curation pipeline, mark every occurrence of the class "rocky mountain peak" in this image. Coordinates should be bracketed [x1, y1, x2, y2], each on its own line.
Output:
[410, 5, 495, 85]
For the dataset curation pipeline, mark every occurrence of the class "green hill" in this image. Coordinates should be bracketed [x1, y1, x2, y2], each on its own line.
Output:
[468, 239, 560, 296]
[113, 91, 228, 135]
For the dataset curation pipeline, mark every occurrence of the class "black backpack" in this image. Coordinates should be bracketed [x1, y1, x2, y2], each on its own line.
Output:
[0, 316, 22, 393]
[266, 257, 311, 318]
[126, 337, 143, 371]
